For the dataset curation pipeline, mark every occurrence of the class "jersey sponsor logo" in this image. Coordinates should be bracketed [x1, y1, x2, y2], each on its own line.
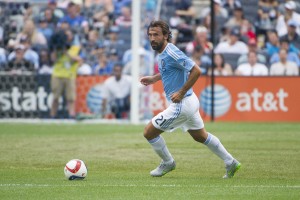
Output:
[161, 59, 166, 72]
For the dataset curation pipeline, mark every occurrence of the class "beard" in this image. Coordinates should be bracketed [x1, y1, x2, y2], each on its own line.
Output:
[151, 41, 164, 51]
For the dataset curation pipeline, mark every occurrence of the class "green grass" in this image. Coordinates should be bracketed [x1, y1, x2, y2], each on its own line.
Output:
[0, 122, 299, 200]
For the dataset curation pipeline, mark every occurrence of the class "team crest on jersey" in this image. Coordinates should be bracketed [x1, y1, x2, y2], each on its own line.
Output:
[161, 59, 166, 72]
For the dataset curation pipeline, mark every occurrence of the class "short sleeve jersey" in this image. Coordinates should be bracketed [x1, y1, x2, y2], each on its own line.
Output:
[157, 43, 195, 101]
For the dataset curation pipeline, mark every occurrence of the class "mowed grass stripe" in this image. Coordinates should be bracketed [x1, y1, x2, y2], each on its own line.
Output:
[0, 123, 299, 200]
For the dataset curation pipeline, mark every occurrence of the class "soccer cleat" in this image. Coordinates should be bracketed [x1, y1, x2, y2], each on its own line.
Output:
[150, 160, 176, 177]
[223, 159, 241, 179]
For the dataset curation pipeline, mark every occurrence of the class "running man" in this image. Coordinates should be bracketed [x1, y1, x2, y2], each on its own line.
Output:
[140, 20, 241, 178]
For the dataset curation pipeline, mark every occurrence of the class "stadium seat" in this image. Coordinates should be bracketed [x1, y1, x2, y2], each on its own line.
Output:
[222, 53, 241, 70]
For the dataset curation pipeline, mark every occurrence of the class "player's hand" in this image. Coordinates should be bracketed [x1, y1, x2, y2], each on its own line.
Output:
[140, 76, 155, 86]
[171, 91, 185, 103]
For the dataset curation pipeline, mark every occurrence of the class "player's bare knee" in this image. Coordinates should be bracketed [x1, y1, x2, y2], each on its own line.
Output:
[189, 129, 207, 143]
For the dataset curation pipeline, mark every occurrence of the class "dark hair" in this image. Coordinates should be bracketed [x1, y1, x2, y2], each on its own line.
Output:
[214, 54, 225, 68]
[49, 30, 70, 51]
[113, 62, 123, 69]
[147, 20, 172, 42]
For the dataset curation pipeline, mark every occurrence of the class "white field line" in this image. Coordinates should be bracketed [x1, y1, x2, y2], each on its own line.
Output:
[0, 118, 148, 125]
[0, 184, 299, 189]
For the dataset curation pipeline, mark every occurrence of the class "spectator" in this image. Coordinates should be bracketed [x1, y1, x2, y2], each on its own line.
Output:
[91, 8, 111, 33]
[93, 53, 114, 75]
[115, 5, 132, 27]
[201, 0, 228, 19]
[65, 29, 80, 46]
[278, 0, 300, 15]
[174, 0, 196, 20]
[103, 26, 125, 59]
[270, 38, 300, 67]
[167, 0, 195, 45]
[225, 3, 244, 28]
[222, 0, 242, 17]
[102, 64, 131, 119]
[235, 51, 268, 76]
[6, 44, 34, 74]
[280, 19, 300, 48]
[57, 20, 71, 32]
[0, 46, 7, 67]
[49, 31, 83, 119]
[265, 30, 280, 57]
[57, 0, 73, 9]
[257, 0, 278, 32]
[39, 1, 64, 28]
[201, 15, 212, 39]
[122, 47, 153, 67]
[123, 49, 153, 76]
[190, 45, 211, 74]
[238, 38, 267, 66]
[112, 0, 132, 16]
[240, 19, 256, 42]
[185, 26, 213, 56]
[58, 1, 88, 32]
[36, 16, 54, 45]
[208, 54, 233, 76]
[215, 27, 248, 54]
[84, 0, 114, 13]
[276, 1, 300, 37]
[38, 48, 53, 74]
[270, 49, 298, 75]
[81, 29, 102, 67]
[16, 19, 47, 48]
[42, 8, 60, 28]
[8, 36, 40, 70]
[170, 0, 196, 28]
[44, 0, 64, 20]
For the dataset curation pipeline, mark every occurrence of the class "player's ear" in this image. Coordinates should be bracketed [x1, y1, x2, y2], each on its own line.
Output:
[164, 34, 168, 41]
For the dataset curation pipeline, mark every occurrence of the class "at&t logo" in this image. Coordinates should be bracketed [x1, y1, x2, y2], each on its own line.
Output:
[199, 84, 231, 117]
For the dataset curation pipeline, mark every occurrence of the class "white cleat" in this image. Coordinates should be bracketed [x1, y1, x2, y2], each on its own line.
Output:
[223, 159, 241, 179]
[150, 160, 176, 177]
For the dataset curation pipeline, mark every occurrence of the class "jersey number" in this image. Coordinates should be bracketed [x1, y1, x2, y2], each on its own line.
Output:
[155, 115, 167, 127]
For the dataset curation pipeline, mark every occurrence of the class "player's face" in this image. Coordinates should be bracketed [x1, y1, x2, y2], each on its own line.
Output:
[148, 27, 167, 52]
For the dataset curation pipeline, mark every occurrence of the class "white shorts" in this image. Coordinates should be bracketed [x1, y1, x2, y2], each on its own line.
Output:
[152, 93, 204, 132]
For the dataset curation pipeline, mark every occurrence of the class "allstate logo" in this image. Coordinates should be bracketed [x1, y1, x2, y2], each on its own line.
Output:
[86, 84, 104, 114]
[199, 84, 231, 117]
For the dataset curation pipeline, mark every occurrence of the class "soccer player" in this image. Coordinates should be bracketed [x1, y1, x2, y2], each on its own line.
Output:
[140, 20, 241, 178]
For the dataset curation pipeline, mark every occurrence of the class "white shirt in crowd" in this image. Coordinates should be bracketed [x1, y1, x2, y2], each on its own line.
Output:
[276, 12, 300, 37]
[214, 41, 248, 54]
[102, 75, 132, 101]
[270, 61, 299, 76]
[235, 63, 269, 76]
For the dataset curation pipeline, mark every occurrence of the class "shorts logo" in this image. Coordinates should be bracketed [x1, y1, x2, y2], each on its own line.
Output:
[199, 84, 231, 117]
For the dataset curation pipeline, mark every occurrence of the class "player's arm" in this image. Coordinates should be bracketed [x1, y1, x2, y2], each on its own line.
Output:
[140, 73, 161, 86]
[171, 65, 201, 103]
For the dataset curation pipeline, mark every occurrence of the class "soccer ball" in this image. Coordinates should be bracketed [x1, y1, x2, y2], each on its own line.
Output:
[64, 159, 88, 180]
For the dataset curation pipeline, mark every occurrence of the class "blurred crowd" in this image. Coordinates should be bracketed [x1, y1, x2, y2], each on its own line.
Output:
[0, 0, 299, 76]
[164, 0, 300, 76]
[0, 0, 155, 76]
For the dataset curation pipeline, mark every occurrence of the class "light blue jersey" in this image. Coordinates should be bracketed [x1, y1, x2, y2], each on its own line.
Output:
[158, 43, 195, 101]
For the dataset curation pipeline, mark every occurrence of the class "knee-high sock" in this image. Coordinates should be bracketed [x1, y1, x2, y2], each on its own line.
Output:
[204, 132, 234, 165]
[148, 135, 173, 163]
